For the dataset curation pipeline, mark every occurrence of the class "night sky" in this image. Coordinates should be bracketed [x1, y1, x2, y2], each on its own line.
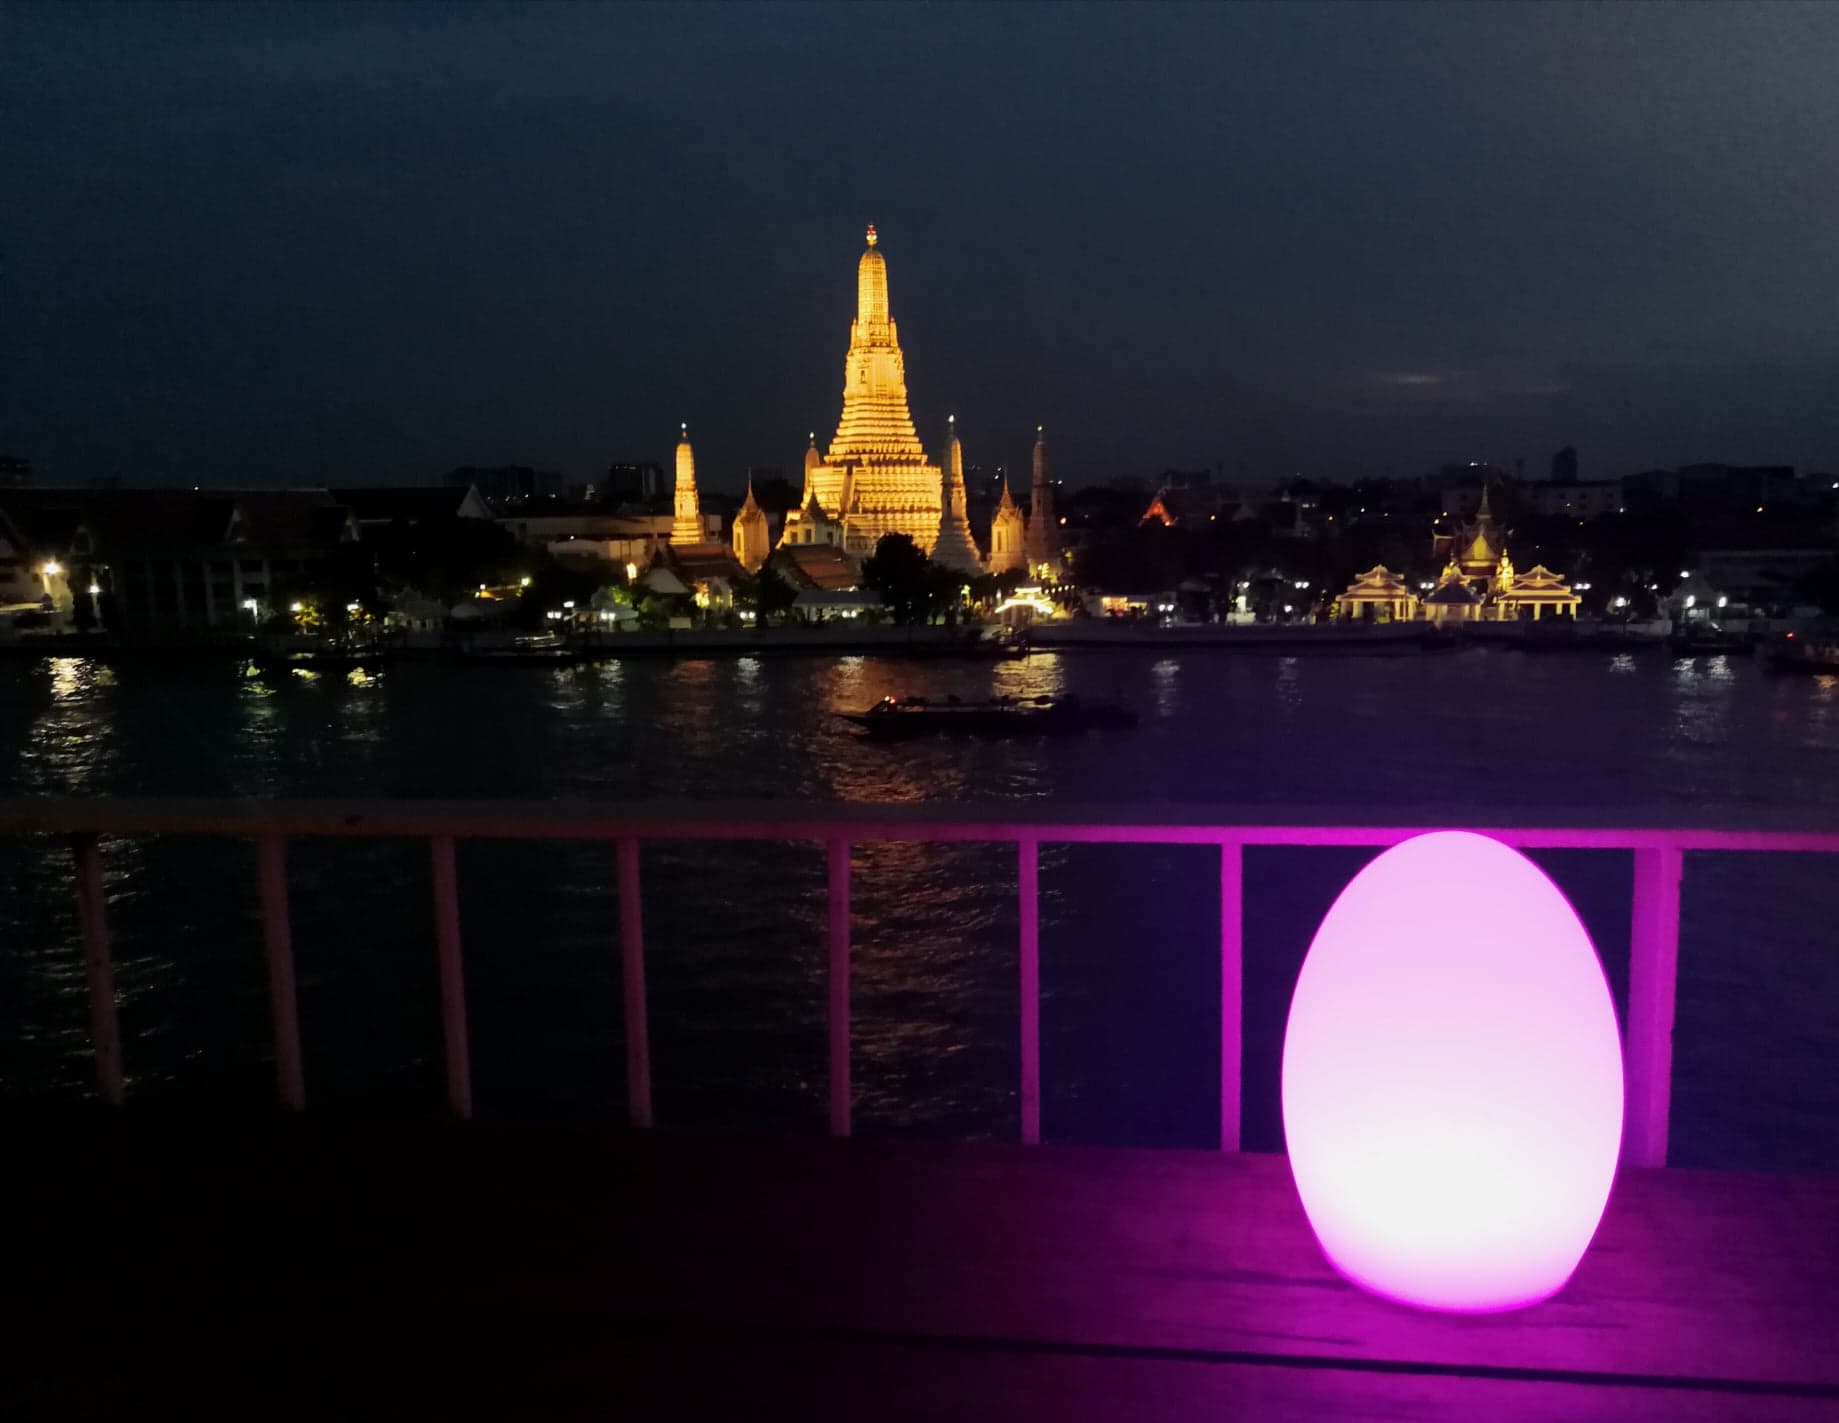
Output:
[5, 1, 1838, 492]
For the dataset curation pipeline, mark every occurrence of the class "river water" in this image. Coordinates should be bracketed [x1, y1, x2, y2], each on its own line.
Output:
[1, 648, 1835, 1170]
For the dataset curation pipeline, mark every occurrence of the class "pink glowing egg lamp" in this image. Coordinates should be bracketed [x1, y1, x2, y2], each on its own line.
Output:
[1280, 831, 1624, 1312]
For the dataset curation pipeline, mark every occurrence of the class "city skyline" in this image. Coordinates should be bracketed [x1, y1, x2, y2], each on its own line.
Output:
[6, 3, 1839, 490]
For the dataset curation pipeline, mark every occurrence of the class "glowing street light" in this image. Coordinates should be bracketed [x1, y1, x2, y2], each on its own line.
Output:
[40, 560, 63, 578]
[519, 575, 532, 588]
[625, 562, 640, 583]
[87, 582, 101, 597]
[289, 601, 304, 614]
[241, 598, 258, 613]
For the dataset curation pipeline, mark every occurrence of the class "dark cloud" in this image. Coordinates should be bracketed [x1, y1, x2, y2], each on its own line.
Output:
[3, 1, 1835, 489]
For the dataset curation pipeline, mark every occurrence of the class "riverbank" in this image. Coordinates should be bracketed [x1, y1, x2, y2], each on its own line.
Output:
[0, 619, 1693, 663]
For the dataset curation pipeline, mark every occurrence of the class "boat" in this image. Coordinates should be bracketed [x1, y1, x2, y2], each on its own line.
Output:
[1670, 625, 1749, 656]
[461, 630, 577, 664]
[254, 638, 387, 671]
[895, 628, 1031, 661]
[1759, 632, 1839, 675]
[839, 693, 1137, 739]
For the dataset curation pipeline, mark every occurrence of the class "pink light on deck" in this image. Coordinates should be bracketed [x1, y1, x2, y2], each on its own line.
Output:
[1281, 831, 1623, 1312]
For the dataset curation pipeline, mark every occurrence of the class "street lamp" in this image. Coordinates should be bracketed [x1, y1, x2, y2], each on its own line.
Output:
[87, 583, 101, 597]
[625, 562, 640, 584]
[40, 560, 63, 578]
[241, 598, 258, 614]
[289, 601, 304, 614]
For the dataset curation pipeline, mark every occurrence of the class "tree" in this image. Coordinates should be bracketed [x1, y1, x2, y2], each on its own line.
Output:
[861, 533, 933, 624]
[371, 515, 524, 605]
[513, 561, 602, 628]
[737, 563, 798, 624]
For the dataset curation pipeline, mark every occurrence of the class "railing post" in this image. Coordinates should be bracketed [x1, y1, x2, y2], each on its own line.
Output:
[256, 834, 305, 1110]
[429, 836, 472, 1120]
[1018, 835, 1041, 1145]
[1625, 844, 1683, 1168]
[70, 833, 124, 1106]
[1219, 840, 1243, 1152]
[827, 838, 851, 1137]
[617, 837, 653, 1129]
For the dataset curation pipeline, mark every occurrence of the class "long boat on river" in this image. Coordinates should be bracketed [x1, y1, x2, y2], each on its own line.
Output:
[839, 693, 1138, 739]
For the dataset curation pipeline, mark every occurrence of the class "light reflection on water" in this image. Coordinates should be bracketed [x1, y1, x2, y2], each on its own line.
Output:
[0, 649, 1835, 1168]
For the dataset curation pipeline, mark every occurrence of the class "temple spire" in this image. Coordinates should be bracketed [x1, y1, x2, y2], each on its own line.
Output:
[856, 222, 890, 329]
[818, 223, 941, 556]
[930, 412, 984, 574]
[671, 422, 704, 545]
[1024, 424, 1061, 575]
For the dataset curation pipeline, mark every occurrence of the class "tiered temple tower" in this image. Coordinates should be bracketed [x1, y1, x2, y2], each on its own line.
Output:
[731, 476, 771, 572]
[802, 225, 944, 557]
[670, 423, 704, 545]
[1022, 425, 1061, 576]
[929, 414, 984, 574]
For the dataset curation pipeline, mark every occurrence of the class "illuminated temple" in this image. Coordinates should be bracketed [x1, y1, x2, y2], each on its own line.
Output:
[1333, 485, 1580, 623]
[782, 226, 946, 559]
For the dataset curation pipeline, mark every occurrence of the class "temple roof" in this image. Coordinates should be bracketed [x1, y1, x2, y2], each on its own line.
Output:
[1341, 565, 1412, 596]
[1424, 580, 1479, 605]
[1141, 489, 1181, 527]
[772, 543, 858, 591]
[660, 542, 743, 585]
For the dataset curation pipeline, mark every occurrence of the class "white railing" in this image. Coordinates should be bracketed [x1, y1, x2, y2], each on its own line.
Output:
[6, 799, 1837, 1168]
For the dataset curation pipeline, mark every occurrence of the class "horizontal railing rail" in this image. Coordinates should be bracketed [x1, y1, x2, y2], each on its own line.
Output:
[3, 797, 1836, 1168]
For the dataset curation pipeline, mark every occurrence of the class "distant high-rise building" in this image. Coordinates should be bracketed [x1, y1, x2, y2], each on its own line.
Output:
[447, 466, 563, 503]
[604, 461, 666, 503]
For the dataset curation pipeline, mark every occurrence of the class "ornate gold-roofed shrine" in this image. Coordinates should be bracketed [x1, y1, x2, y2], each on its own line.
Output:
[730, 477, 771, 573]
[1422, 561, 1482, 623]
[1332, 565, 1418, 623]
[1496, 557, 1582, 620]
[1446, 483, 1509, 583]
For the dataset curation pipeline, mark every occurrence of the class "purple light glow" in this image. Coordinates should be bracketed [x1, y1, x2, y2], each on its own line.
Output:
[1281, 831, 1623, 1313]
